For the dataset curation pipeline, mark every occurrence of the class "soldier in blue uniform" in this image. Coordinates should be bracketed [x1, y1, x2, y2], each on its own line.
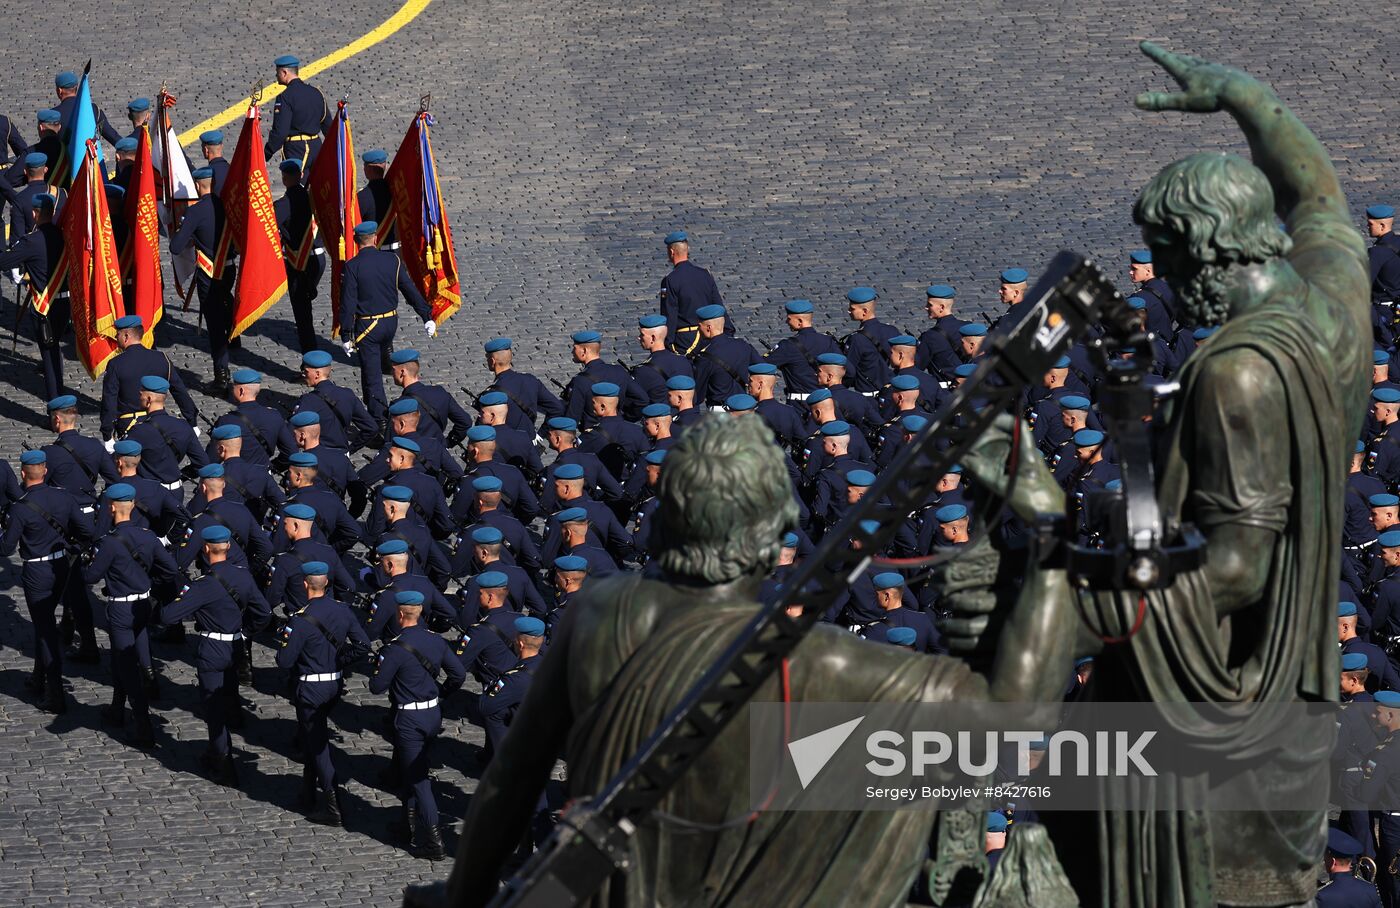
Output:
[356, 149, 397, 249]
[176, 464, 274, 586]
[1368, 206, 1400, 348]
[274, 159, 325, 353]
[169, 167, 237, 392]
[1, 450, 95, 710]
[1128, 249, 1177, 337]
[42, 395, 117, 514]
[276, 560, 370, 825]
[479, 615, 546, 758]
[125, 375, 207, 488]
[693, 305, 759, 407]
[578, 381, 649, 477]
[632, 314, 694, 402]
[339, 221, 436, 423]
[857, 574, 940, 652]
[364, 539, 456, 637]
[883, 336, 945, 413]
[1343, 690, 1400, 907]
[998, 268, 1030, 317]
[368, 590, 465, 858]
[360, 399, 463, 492]
[546, 556, 588, 632]
[263, 55, 333, 168]
[0, 192, 67, 400]
[101, 315, 199, 442]
[282, 452, 365, 554]
[812, 355, 883, 438]
[456, 526, 546, 614]
[627, 449, 665, 556]
[563, 330, 648, 425]
[293, 350, 379, 450]
[288, 411, 367, 515]
[842, 286, 902, 393]
[390, 348, 475, 445]
[546, 507, 620, 576]
[111, 137, 138, 191]
[210, 369, 296, 466]
[2, 110, 61, 190]
[195, 425, 285, 523]
[197, 131, 229, 195]
[540, 417, 624, 504]
[456, 425, 540, 524]
[541, 476, 632, 566]
[473, 394, 543, 479]
[364, 439, 457, 540]
[51, 70, 121, 144]
[666, 375, 705, 430]
[659, 230, 724, 356]
[764, 299, 842, 401]
[480, 337, 562, 431]
[746, 363, 806, 451]
[0, 110, 28, 172]
[461, 476, 542, 574]
[267, 506, 357, 615]
[161, 525, 272, 783]
[1341, 602, 1400, 692]
[124, 97, 151, 141]
[104, 440, 189, 540]
[374, 484, 452, 586]
[455, 570, 523, 685]
[916, 285, 967, 382]
[86, 483, 180, 746]
[1317, 827, 1382, 907]
[1, 152, 53, 241]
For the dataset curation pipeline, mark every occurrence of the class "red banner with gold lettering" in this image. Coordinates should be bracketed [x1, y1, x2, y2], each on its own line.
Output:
[121, 126, 162, 345]
[56, 140, 121, 377]
[216, 105, 287, 339]
[306, 101, 360, 339]
[380, 112, 460, 325]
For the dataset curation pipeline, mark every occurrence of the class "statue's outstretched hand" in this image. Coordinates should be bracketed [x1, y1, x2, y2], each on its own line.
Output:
[1135, 41, 1246, 113]
[960, 414, 1062, 524]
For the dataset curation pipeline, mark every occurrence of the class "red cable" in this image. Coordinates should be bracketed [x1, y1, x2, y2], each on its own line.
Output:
[1097, 593, 1148, 644]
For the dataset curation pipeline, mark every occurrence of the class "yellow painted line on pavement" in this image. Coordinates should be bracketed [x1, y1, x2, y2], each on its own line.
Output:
[177, 0, 433, 146]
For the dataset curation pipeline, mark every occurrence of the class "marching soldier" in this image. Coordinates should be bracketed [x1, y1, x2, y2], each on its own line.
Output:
[125, 376, 208, 489]
[1317, 828, 1382, 907]
[51, 70, 121, 144]
[0, 193, 67, 400]
[1343, 689, 1400, 907]
[2, 110, 61, 189]
[124, 97, 151, 141]
[545, 555, 588, 632]
[1, 152, 54, 242]
[293, 350, 379, 451]
[479, 337, 563, 432]
[363, 437, 456, 540]
[1128, 249, 1177, 338]
[363, 539, 456, 639]
[359, 398, 463, 490]
[274, 159, 325, 354]
[102, 440, 189, 541]
[916, 285, 966, 384]
[197, 425, 286, 523]
[356, 150, 397, 249]
[176, 464, 274, 579]
[842, 286, 902, 393]
[454, 571, 523, 687]
[169, 166, 237, 393]
[457, 526, 547, 616]
[478, 615, 546, 758]
[101, 315, 199, 444]
[474, 392, 543, 479]
[264, 55, 333, 169]
[367, 590, 465, 858]
[198, 131, 229, 195]
[631, 314, 693, 403]
[562, 330, 647, 427]
[373, 484, 452, 587]
[693, 305, 759, 407]
[289, 411, 368, 515]
[658, 230, 725, 356]
[460, 476, 542, 575]
[42, 394, 118, 516]
[268, 505, 357, 615]
[389, 348, 475, 444]
[338, 221, 436, 425]
[209, 369, 296, 467]
[282, 452, 366, 554]
[765, 299, 842, 402]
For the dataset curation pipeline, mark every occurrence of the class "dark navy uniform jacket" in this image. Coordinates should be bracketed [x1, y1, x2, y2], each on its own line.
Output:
[812, 455, 876, 529]
[276, 597, 370, 700]
[459, 560, 547, 617]
[397, 381, 475, 445]
[543, 448, 624, 505]
[162, 562, 272, 668]
[360, 431, 463, 489]
[456, 459, 540, 524]
[480, 652, 542, 751]
[0, 115, 28, 166]
[916, 318, 966, 383]
[861, 607, 942, 653]
[1371, 233, 1400, 303]
[485, 424, 544, 478]
[541, 496, 634, 565]
[2, 178, 55, 239]
[177, 498, 273, 572]
[462, 510, 542, 575]
[695, 334, 760, 406]
[1315, 870, 1382, 908]
[370, 624, 466, 704]
[1133, 277, 1177, 338]
[96, 475, 186, 537]
[210, 402, 296, 465]
[268, 539, 358, 614]
[364, 467, 456, 540]
[0, 223, 63, 296]
[54, 96, 121, 145]
[275, 182, 325, 277]
[263, 79, 333, 161]
[298, 443, 360, 501]
[766, 328, 842, 395]
[276, 484, 365, 552]
[2, 135, 61, 189]
[578, 415, 649, 468]
[364, 572, 456, 641]
[843, 318, 901, 393]
[205, 156, 229, 196]
[83, 522, 179, 598]
[1344, 636, 1400, 692]
[356, 178, 397, 245]
[754, 399, 807, 451]
[455, 605, 522, 683]
[0, 484, 94, 559]
[375, 518, 452, 587]
[189, 457, 285, 520]
[169, 194, 227, 285]
[660, 259, 723, 338]
[295, 381, 378, 450]
[102, 345, 199, 439]
[1347, 471, 1387, 548]
[43, 429, 118, 509]
[482, 369, 562, 432]
[338, 247, 432, 340]
[560, 541, 620, 578]
[631, 350, 693, 403]
[564, 359, 648, 426]
[127, 410, 208, 484]
[0, 460, 24, 516]
[801, 431, 874, 484]
[828, 386, 883, 438]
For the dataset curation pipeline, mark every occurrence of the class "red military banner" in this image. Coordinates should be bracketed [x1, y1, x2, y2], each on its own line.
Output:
[216, 105, 287, 339]
[55, 140, 121, 377]
[306, 100, 360, 339]
[121, 126, 163, 345]
[380, 112, 461, 325]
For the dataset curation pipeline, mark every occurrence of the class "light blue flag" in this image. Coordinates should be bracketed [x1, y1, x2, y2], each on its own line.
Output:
[60, 65, 102, 186]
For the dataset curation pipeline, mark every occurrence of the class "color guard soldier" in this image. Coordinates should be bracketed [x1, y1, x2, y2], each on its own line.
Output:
[264, 55, 333, 169]
[0, 192, 67, 400]
[274, 159, 326, 354]
[169, 166, 237, 393]
[51, 70, 121, 144]
[101, 315, 199, 444]
[356, 149, 397, 249]
[659, 230, 725, 356]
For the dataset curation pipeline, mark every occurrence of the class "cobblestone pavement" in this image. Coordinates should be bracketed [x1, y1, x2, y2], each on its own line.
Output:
[0, 1, 1397, 904]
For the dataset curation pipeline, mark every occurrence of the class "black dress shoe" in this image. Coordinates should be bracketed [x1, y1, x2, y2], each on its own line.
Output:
[410, 821, 445, 860]
[128, 719, 156, 749]
[24, 672, 44, 694]
[307, 788, 343, 827]
[43, 690, 67, 714]
[212, 754, 239, 787]
[100, 705, 125, 727]
[142, 667, 161, 702]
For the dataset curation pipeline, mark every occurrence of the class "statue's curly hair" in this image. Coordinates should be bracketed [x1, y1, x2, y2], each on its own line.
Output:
[653, 414, 798, 585]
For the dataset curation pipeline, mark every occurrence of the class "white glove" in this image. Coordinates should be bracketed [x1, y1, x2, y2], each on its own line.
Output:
[424, 320, 437, 338]
[103, 437, 115, 454]
[192, 425, 202, 439]
[343, 341, 356, 356]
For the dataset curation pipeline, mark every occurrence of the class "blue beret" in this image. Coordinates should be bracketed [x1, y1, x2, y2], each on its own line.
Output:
[472, 475, 504, 492]
[515, 616, 546, 636]
[1327, 828, 1364, 859]
[301, 561, 329, 577]
[390, 435, 421, 453]
[389, 348, 420, 365]
[382, 485, 414, 502]
[230, 368, 260, 385]
[1127, 296, 1147, 310]
[663, 230, 688, 245]
[1193, 326, 1218, 341]
[820, 420, 851, 436]
[545, 416, 578, 432]
[103, 185, 126, 202]
[201, 525, 232, 544]
[858, 519, 880, 535]
[726, 394, 757, 411]
[1377, 350, 1392, 365]
[114, 137, 139, 153]
[387, 399, 419, 417]
[554, 555, 589, 572]
[1105, 478, 1122, 491]
[947, 464, 963, 474]
[466, 425, 497, 442]
[471, 526, 504, 545]
[901, 414, 928, 432]
[1000, 268, 1029, 284]
[872, 572, 904, 590]
[695, 304, 726, 320]
[140, 375, 170, 393]
[748, 362, 778, 376]
[1074, 656, 1095, 668]
[197, 463, 225, 478]
[279, 160, 303, 175]
[641, 403, 671, 418]
[927, 284, 956, 299]
[484, 337, 512, 353]
[936, 504, 969, 523]
[571, 330, 602, 345]
[362, 149, 389, 165]
[807, 388, 833, 403]
[283, 504, 317, 522]
[554, 463, 585, 480]
[1378, 690, 1400, 707]
[1073, 428, 1106, 447]
[987, 812, 1009, 833]
[1129, 249, 1153, 264]
[127, 97, 150, 113]
[288, 411, 320, 427]
[105, 483, 135, 501]
[959, 323, 987, 337]
[199, 130, 223, 145]
[274, 54, 301, 67]
[1339, 601, 1359, 617]
[846, 469, 876, 487]
[478, 391, 508, 406]
[23, 152, 47, 168]
[1358, 441, 1368, 454]
[19, 450, 44, 465]
[890, 374, 920, 392]
[36, 110, 61, 125]
[395, 590, 425, 606]
[889, 334, 918, 346]
[784, 299, 814, 314]
[353, 221, 378, 236]
[555, 506, 588, 523]
[1381, 531, 1400, 548]
[211, 424, 241, 441]
[1053, 355, 1072, 369]
[846, 287, 877, 304]
[665, 375, 696, 391]
[816, 352, 847, 366]
[781, 531, 799, 548]
[953, 363, 977, 378]
[32, 193, 55, 210]
[591, 382, 620, 398]
[1342, 652, 1369, 672]
[645, 449, 667, 465]
[886, 627, 917, 646]
[46, 394, 76, 411]
[1059, 395, 1091, 411]
[1372, 494, 1400, 508]
[55, 71, 78, 89]
[288, 452, 318, 468]
[1370, 205, 1397, 220]
[375, 538, 410, 556]
[1374, 388, 1400, 404]
[638, 314, 666, 329]
[477, 570, 509, 589]
[302, 350, 333, 369]
[112, 440, 142, 456]
[191, 166, 214, 181]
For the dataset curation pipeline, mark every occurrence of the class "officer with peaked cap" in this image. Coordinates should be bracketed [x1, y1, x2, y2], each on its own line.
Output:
[0, 191, 66, 399]
[264, 55, 334, 168]
[293, 349, 380, 450]
[480, 337, 563, 431]
[765, 299, 843, 400]
[274, 158, 326, 353]
[659, 229, 725, 355]
[170, 165, 237, 393]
